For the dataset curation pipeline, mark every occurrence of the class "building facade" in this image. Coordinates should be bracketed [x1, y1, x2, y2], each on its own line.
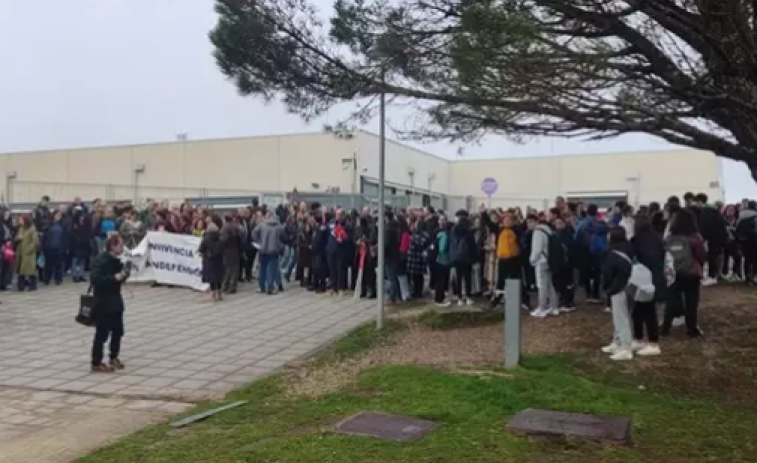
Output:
[0, 131, 724, 209]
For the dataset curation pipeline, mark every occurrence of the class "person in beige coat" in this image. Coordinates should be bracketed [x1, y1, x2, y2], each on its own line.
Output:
[15, 215, 39, 291]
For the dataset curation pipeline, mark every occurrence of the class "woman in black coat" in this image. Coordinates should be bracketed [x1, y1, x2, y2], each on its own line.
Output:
[199, 223, 225, 302]
[630, 214, 665, 356]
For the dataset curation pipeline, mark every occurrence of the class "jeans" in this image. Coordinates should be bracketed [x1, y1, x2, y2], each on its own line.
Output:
[44, 249, 63, 284]
[258, 253, 279, 291]
[72, 257, 85, 280]
[386, 262, 401, 302]
[281, 245, 296, 277]
[662, 274, 701, 336]
[452, 263, 472, 299]
[92, 310, 124, 366]
[610, 292, 633, 349]
[535, 263, 558, 310]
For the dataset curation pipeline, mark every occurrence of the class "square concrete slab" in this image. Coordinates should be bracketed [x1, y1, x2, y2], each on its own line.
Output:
[506, 409, 632, 444]
[335, 412, 437, 443]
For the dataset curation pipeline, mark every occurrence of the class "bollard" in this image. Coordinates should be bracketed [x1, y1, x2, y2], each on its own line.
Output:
[504, 279, 522, 369]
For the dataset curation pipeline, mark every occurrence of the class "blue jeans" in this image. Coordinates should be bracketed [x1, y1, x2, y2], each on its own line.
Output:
[72, 257, 85, 280]
[258, 253, 281, 291]
[281, 245, 296, 278]
[268, 254, 281, 290]
[386, 262, 401, 302]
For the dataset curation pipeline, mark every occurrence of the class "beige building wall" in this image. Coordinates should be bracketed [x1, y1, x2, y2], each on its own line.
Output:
[448, 149, 724, 208]
[0, 132, 725, 208]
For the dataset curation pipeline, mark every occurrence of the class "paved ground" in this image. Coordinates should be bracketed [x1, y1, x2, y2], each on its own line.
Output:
[0, 281, 374, 462]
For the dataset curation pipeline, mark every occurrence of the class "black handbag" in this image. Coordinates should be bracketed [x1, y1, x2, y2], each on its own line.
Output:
[76, 285, 97, 327]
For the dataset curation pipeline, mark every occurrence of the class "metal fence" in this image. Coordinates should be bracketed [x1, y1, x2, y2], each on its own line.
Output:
[6, 180, 553, 213]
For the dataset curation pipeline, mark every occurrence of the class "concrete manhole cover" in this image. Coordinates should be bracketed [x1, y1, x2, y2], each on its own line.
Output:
[334, 411, 437, 442]
[506, 409, 631, 444]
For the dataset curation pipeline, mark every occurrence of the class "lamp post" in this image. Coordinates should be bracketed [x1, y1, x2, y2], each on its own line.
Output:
[5, 172, 16, 206]
[134, 164, 146, 205]
[376, 69, 386, 330]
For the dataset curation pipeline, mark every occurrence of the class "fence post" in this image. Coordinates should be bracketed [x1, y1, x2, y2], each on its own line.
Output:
[504, 278, 522, 369]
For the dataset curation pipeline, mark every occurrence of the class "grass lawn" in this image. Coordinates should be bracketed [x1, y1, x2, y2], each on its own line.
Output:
[80, 324, 757, 463]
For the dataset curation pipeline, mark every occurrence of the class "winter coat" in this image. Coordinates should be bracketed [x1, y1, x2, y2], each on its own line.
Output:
[407, 231, 429, 276]
[297, 228, 313, 268]
[529, 223, 552, 266]
[70, 218, 93, 259]
[435, 230, 450, 266]
[449, 217, 477, 266]
[556, 227, 577, 271]
[252, 218, 285, 255]
[483, 229, 497, 284]
[698, 205, 729, 245]
[199, 230, 224, 285]
[602, 241, 635, 296]
[15, 226, 38, 276]
[632, 228, 667, 301]
[119, 219, 144, 249]
[90, 251, 125, 315]
[384, 222, 401, 265]
[44, 222, 67, 252]
[220, 221, 241, 266]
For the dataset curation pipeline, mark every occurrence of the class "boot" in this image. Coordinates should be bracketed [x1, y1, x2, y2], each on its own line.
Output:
[28, 276, 38, 291]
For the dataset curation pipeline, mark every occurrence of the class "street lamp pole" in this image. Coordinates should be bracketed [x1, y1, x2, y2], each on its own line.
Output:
[376, 70, 386, 330]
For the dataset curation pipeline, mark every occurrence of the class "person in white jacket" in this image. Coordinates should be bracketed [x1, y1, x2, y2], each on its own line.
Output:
[619, 205, 635, 240]
[530, 212, 559, 318]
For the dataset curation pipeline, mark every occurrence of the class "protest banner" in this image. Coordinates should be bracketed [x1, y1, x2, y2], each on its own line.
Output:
[122, 231, 208, 291]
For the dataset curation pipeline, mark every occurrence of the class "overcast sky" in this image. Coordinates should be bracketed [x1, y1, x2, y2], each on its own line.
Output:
[1, 0, 754, 201]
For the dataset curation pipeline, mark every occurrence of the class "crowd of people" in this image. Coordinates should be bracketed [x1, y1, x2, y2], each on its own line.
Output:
[5, 191, 756, 367]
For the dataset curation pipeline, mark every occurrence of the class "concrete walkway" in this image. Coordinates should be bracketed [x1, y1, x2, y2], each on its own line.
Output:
[0, 282, 373, 461]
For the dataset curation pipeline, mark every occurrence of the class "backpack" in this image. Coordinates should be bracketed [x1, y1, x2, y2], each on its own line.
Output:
[538, 229, 566, 274]
[665, 235, 695, 276]
[613, 251, 656, 302]
[735, 216, 757, 242]
[450, 233, 470, 265]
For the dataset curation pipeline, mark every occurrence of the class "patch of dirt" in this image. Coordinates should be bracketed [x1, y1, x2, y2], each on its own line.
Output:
[286, 285, 757, 402]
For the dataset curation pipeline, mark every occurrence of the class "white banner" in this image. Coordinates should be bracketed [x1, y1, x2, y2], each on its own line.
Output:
[122, 232, 209, 291]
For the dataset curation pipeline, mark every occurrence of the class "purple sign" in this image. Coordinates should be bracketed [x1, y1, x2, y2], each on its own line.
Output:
[480, 177, 498, 196]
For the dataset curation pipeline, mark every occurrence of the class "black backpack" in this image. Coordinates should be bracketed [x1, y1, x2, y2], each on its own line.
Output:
[538, 229, 567, 273]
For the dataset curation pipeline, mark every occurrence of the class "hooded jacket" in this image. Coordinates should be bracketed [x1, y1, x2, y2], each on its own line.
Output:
[529, 223, 552, 266]
[632, 228, 667, 301]
[449, 217, 477, 265]
[602, 241, 635, 296]
[252, 217, 285, 255]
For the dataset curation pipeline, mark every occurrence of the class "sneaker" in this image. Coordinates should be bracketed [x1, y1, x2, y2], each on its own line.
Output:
[637, 345, 661, 356]
[435, 300, 451, 308]
[109, 358, 125, 370]
[601, 343, 620, 354]
[631, 341, 646, 352]
[548, 308, 560, 316]
[604, 306, 612, 313]
[530, 308, 549, 318]
[610, 349, 634, 361]
[465, 297, 474, 306]
[521, 304, 531, 311]
[672, 317, 685, 327]
[702, 277, 718, 287]
[559, 306, 576, 313]
[91, 363, 116, 373]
